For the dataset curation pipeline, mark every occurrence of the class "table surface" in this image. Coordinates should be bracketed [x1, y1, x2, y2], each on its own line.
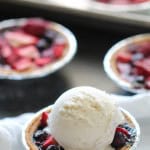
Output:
[0, 1, 149, 149]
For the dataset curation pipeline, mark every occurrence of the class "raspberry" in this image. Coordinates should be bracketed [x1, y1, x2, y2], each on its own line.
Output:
[22, 18, 48, 36]
[42, 136, 57, 149]
[41, 112, 49, 127]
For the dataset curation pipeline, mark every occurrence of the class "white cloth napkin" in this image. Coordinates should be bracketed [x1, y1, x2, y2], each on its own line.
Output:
[0, 113, 34, 150]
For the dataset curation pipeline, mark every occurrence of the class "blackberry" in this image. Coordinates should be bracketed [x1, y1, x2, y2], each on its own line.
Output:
[111, 131, 128, 148]
[33, 130, 48, 142]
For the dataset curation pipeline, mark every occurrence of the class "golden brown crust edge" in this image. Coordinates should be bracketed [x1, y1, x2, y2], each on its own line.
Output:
[25, 109, 135, 150]
[25, 109, 51, 150]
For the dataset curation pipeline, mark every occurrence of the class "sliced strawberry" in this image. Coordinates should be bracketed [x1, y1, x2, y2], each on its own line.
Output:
[41, 112, 49, 126]
[35, 57, 51, 67]
[0, 44, 12, 58]
[11, 58, 33, 71]
[22, 18, 48, 36]
[0, 37, 12, 58]
[4, 31, 38, 47]
[14, 45, 40, 59]
[53, 44, 65, 59]
[117, 51, 132, 63]
[42, 136, 57, 149]
[6, 53, 18, 64]
[145, 77, 150, 89]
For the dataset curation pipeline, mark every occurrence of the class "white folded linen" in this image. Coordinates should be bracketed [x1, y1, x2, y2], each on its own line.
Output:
[0, 113, 34, 150]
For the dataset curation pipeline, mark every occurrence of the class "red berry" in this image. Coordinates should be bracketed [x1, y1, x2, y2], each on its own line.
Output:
[35, 57, 51, 67]
[41, 112, 49, 126]
[116, 127, 129, 136]
[22, 18, 48, 36]
[117, 51, 132, 63]
[53, 44, 65, 59]
[4, 31, 38, 47]
[42, 136, 57, 149]
[11, 58, 33, 71]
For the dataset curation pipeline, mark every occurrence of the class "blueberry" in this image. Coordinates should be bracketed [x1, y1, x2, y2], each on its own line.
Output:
[36, 39, 50, 51]
[33, 130, 48, 142]
[44, 30, 57, 43]
[132, 53, 144, 61]
[46, 145, 59, 150]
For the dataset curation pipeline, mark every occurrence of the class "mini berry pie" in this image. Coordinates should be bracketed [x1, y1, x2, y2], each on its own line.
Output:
[24, 109, 138, 150]
[96, 0, 150, 5]
[0, 18, 76, 79]
[23, 87, 140, 150]
[113, 37, 150, 91]
[104, 34, 150, 93]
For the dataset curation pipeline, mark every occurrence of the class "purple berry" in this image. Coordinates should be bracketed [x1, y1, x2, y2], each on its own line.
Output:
[33, 130, 48, 142]
[111, 131, 128, 148]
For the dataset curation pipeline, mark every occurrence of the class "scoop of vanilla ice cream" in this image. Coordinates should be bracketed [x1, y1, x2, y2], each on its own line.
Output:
[48, 86, 124, 150]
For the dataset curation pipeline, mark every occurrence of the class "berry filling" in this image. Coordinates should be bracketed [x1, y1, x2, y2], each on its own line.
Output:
[96, 0, 149, 5]
[33, 112, 136, 150]
[0, 18, 67, 72]
[115, 40, 150, 90]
